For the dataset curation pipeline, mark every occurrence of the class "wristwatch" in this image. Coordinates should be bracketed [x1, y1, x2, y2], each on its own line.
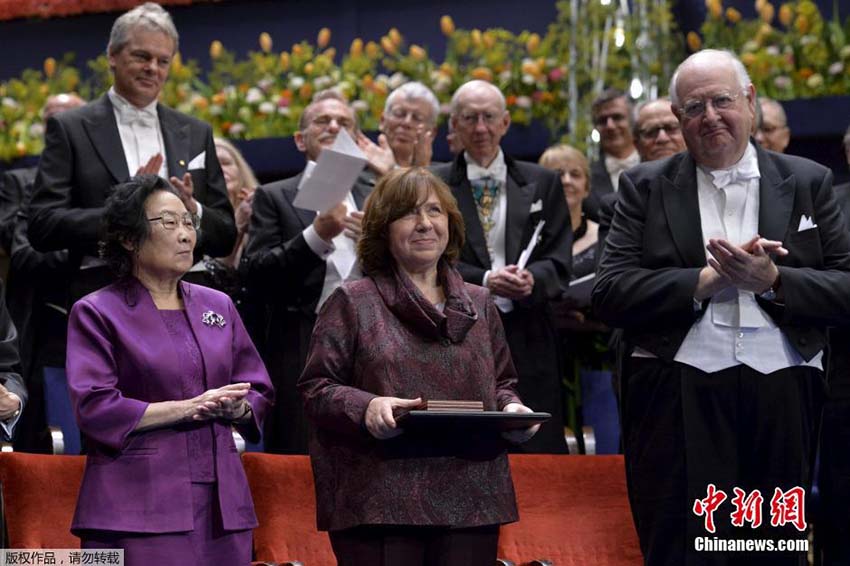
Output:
[758, 272, 781, 302]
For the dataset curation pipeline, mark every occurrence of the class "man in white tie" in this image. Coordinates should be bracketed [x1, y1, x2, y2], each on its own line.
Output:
[585, 88, 640, 221]
[593, 49, 850, 566]
[244, 90, 371, 454]
[432, 80, 572, 453]
[29, 2, 235, 300]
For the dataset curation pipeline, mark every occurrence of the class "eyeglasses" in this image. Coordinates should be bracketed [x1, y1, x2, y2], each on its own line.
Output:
[147, 211, 200, 231]
[310, 114, 355, 130]
[388, 106, 430, 125]
[593, 112, 628, 127]
[457, 111, 502, 127]
[759, 124, 787, 134]
[638, 123, 682, 140]
[678, 91, 746, 119]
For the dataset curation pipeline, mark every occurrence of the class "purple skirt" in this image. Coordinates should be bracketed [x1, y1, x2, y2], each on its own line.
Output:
[80, 483, 251, 566]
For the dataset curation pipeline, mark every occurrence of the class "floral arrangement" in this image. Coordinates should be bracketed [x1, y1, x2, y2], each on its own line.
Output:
[697, 0, 850, 99]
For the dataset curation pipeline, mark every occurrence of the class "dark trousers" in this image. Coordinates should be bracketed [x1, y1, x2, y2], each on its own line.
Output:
[622, 360, 820, 566]
[328, 524, 499, 566]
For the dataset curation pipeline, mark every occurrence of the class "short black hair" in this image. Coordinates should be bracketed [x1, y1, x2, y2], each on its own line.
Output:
[99, 175, 180, 278]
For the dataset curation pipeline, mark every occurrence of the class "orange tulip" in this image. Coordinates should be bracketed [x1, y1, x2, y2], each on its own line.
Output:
[526, 33, 541, 53]
[686, 31, 702, 51]
[409, 44, 426, 61]
[350, 38, 363, 57]
[209, 40, 223, 60]
[470, 67, 493, 81]
[43, 57, 56, 78]
[778, 4, 793, 26]
[726, 7, 742, 23]
[259, 32, 273, 53]
[317, 28, 331, 49]
[381, 36, 396, 55]
[388, 28, 402, 47]
[440, 15, 455, 36]
[279, 52, 290, 71]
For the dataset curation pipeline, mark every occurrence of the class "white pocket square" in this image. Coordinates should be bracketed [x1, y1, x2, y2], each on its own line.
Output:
[529, 199, 543, 214]
[186, 151, 206, 170]
[797, 214, 817, 232]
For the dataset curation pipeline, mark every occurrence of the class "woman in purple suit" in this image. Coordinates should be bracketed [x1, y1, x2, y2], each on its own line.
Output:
[65, 175, 273, 565]
[298, 167, 540, 566]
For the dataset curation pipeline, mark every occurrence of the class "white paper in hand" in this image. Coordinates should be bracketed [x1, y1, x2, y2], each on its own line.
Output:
[517, 220, 545, 269]
[293, 128, 367, 212]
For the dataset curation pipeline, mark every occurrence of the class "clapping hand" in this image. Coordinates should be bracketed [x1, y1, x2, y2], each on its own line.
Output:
[487, 265, 534, 300]
[135, 153, 164, 176]
[706, 235, 785, 294]
[356, 132, 396, 176]
[169, 172, 199, 215]
[188, 383, 252, 422]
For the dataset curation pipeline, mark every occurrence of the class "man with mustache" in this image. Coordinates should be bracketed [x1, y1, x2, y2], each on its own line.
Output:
[245, 90, 372, 454]
[594, 49, 850, 566]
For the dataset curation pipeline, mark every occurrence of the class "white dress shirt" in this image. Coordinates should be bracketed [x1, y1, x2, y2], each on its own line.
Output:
[108, 88, 167, 178]
[674, 143, 822, 374]
[467, 150, 512, 313]
[604, 150, 640, 192]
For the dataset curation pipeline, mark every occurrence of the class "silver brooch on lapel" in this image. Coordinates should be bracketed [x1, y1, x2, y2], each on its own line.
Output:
[202, 310, 226, 328]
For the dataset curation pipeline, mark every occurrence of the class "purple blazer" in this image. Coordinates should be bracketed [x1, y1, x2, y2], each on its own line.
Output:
[66, 279, 274, 534]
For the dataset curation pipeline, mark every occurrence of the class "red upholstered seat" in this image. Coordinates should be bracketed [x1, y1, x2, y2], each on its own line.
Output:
[500, 454, 642, 565]
[242, 453, 334, 565]
[0, 453, 84, 548]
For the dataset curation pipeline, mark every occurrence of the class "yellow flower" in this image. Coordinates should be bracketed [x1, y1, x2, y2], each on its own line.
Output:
[362, 74, 373, 88]
[726, 8, 742, 23]
[483, 31, 496, 49]
[350, 38, 363, 57]
[43, 57, 56, 78]
[706, 0, 722, 19]
[171, 52, 182, 72]
[795, 15, 809, 34]
[324, 47, 336, 61]
[15, 142, 26, 157]
[279, 52, 290, 71]
[193, 97, 209, 111]
[292, 43, 304, 56]
[521, 60, 541, 76]
[741, 52, 756, 66]
[317, 27, 331, 49]
[388, 28, 402, 47]
[758, 2, 774, 23]
[365, 41, 380, 58]
[299, 83, 313, 100]
[304, 62, 315, 75]
[526, 33, 541, 53]
[686, 31, 702, 51]
[259, 32, 273, 53]
[381, 36, 396, 55]
[409, 44, 426, 61]
[471, 29, 482, 48]
[806, 73, 823, 89]
[778, 4, 793, 26]
[209, 40, 223, 60]
[440, 63, 455, 76]
[470, 67, 493, 81]
[440, 15, 455, 36]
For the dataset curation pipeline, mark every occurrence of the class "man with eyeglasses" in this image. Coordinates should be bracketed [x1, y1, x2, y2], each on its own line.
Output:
[585, 88, 640, 221]
[754, 97, 790, 154]
[356, 81, 440, 175]
[594, 49, 850, 566]
[432, 80, 572, 453]
[28, 3, 235, 303]
[245, 90, 372, 454]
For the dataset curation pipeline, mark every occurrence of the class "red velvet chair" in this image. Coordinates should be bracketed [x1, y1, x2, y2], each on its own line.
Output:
[0, 452, 84, 548]
[242, 453, 335, 565]
[499, 454, 642, 565]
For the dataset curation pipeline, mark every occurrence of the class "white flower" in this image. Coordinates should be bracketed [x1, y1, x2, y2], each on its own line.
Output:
[800, 35, 816, 46]
[29, 123, 45, 138]
[238, 106, 252, 120]
[375, 74, 389, 84]
[829, 62, 844, 75]
[223, 86, 237, 98]
[388, 72, 406, 90]
[351, 100, 369, 112]
[522, 74, 535, 85]
[742, 40, 759, 53]
[245, 88, 263, 104]
[432, 75, 451, 93]
[289, 76, 305, 89]
[277, 106, 291, 116]
[314, 75, 333, 90]
[773, 76, 792, 89]
[499, 70, 512, 83]
[176, 103, 193, 114]
[209, 105, 223, 116]
[258, 77, 274, 91]
[516, 96, 532, 109]
[766, 46, 780, 56]
[229, 122, 246, 136]
[2, 97, 18, 109]
[258, 101, 276, 114]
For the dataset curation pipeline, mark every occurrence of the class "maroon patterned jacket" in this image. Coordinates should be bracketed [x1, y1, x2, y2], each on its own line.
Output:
[298, 262, 522, 531]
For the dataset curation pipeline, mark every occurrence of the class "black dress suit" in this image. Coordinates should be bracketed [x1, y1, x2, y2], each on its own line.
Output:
[432, 153, 572, 453]
[583, 155, 616, 222]
[818, 180, 850, 565]
[0, 167, 35, 255]
[0, 277, 27, 442]
[28, 94, 235, 299]
[593, 147, 850, 566]
[244, 171, 373, 454]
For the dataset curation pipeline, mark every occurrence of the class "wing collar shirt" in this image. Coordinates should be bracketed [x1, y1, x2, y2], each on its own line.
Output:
[300, 161, 362, 312]
[604, 150, 640, 192]
[674, 142, 823, 373]
[108, 87, 168, 179]
[466, 149, 512, 313]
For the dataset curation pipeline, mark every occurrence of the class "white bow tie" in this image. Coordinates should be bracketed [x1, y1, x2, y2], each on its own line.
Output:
[115, 103, 158, 128]
[467, 158, 506, 182]
[605, 153, 639, 176]
[709, 161, 760, 189]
